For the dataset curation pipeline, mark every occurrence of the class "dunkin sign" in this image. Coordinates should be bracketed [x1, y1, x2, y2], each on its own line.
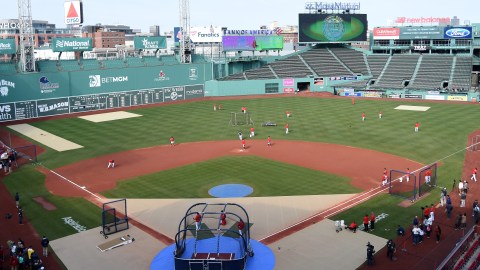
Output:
[373, 28, 400, 40]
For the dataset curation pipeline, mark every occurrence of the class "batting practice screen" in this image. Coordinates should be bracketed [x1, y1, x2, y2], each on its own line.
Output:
[418, 163, 438, 197]
[389, 169, 416, 201]
[298, 13, 368, 43]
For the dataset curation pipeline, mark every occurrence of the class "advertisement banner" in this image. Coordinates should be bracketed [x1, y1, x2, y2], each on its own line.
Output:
[174, 27, 182, 43]
[52, 38, 92, 52]
[190, 26, 222, 43]
[399, 26, 444, 40]
[362, 91, 382, 98]
[404, 94, 423, 99]
[134, 36, 167, 49]
[447, 95, 468, 101]
[373, 28, 400, 40]
[0, 39, 16, 54]
[164, 86, 185, 102]
[394, 17, 450, 26]
[0, 103, 16, 121]
[283, 78, 294, 87]
[410, 45, 431, 51]
[314, 78, 324, 85]
[299, 13, 368, 42]
[222, 36, 256, 51]
[64, 1, 84, 25]
[255, 36, 284, 51]
[444, 27, 472, 39]
[425, 95, 445, 100]
[283, 88, 295, 93]
[36, 97, 70, 117]
[185, 85, 204, 99]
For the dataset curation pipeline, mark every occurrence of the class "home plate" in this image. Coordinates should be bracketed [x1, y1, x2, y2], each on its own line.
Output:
[394, 105, 430, 111]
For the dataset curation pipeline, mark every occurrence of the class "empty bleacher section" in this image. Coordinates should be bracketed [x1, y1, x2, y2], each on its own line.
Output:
[366, 55, 390, 78]
[374, 55, 420, 89]
[269, 55, 314, 78]
[407, 55, 453, 90]
[301, 47, 353, 77]
[451, 56, 473, 91]
[244, 66, 276, 80]
[329, 47, 370, 75]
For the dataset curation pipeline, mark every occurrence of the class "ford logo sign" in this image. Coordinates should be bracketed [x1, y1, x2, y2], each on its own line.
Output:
[445, 28, 471, 38]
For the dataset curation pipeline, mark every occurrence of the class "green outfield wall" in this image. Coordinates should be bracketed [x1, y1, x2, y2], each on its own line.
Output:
[0, 63, 212, 122]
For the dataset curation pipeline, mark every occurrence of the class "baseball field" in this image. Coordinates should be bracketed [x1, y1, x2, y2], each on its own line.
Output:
[1, 95, 476, 262]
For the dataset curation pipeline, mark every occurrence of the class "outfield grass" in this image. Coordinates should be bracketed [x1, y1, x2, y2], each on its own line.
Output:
[101, 156, 360, 198]
[3, 96, 478, 240]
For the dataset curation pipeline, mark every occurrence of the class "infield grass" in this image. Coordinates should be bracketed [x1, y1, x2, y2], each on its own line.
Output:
[101, 156, 360, 198]
[3, 96, 478, 240]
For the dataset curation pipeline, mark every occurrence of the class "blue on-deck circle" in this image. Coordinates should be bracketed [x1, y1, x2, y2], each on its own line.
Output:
[208, 184, 253, 198]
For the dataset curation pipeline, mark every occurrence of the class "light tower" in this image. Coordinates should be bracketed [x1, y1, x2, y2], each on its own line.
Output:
[18, 0, 36, 72]
[179, 0, 192, 63]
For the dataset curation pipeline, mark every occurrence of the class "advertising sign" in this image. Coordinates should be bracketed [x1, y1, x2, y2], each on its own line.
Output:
[283, 78, 294, 87]
[133, 36, 167, 49]
[190, 26, 222, 43]
[314, 78, 324, 85]
[255, 36, 284, 51]
[222, 36, 256, 51]
[404, 94, 423, 99]
[0, 39, 16, 54]
[444, 27, 472, 39]
[36, 97, 70, 117]
[399, 26, 444, 40]
[447, 95, 468, 101]
[283, 88, 295, 93]
[411, 45, 431, 51]
[64, 1, 84, 25]
[425, 95, 444, 100]
[174, 27, 182, 43]
[373, 28, 400, 40]
[299, 14, 368, 42]
[394, 17, 450, 26]
[52, 38, 92, 52]
[185, 85, 204, 99]
[0, 103, 15, 121]
[164, 87, 185, 102]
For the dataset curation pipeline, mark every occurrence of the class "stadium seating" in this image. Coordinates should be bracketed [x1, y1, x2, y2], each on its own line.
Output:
[269, 55, 314, 78]
[374, 54, 420, 89]
[329, 47, 370, 76]
[407, 55, 453, 90]
[301, 47, 353, 77]
[450, 56, 473, 91]
[244, 65, 276, 80]
[366, 55, 390, 79]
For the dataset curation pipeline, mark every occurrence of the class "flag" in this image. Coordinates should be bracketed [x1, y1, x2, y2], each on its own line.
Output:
[210, 25, 214, 34]
[275, 27, 283, 35]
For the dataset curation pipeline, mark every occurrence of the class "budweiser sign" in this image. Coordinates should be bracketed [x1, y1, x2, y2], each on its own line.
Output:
[373, 28, 400, 40]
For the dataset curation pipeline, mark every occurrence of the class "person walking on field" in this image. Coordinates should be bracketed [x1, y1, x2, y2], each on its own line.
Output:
[440, 187, 447, 207]
[170, 136, 175, 146]
[242, 139, 246, 150]
[267, 136, 272, 147]
[14, 192, 19, 208]
[285, 123, 289, 134]
[378, 111, 382, 119]
[370, 212, 375, 231]
[471, 167, 477, 182]
[40, 236, 49, 257]
[362, 112, 366, 122]
[415, 122, 420, 132]
[363, 214, 369, 232]
[249, 127, 255, 138]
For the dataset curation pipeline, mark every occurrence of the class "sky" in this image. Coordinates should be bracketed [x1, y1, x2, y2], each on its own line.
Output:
[1, 0, 477, 33]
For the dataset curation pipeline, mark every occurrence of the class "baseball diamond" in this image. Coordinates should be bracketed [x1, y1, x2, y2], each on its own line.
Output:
[1, 1, 480, 270]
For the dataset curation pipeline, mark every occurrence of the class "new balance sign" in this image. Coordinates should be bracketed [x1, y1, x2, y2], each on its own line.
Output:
[52, 38, 92, 52]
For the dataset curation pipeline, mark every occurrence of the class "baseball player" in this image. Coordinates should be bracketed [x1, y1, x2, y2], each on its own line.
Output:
[249, 127, 255, 138]
[382, 173, 388, 186]
[241, 106, 247, 114]
[267, 136, 272, 146]
[194, 212, 201, 230]
[471, 167, 477, 182]
[107, 159, 115, 168]
[238, 131, 243, 141]
[406, 168, 410, 183]
[378, 111, 382, 119]
[238, 219, 245, 236]
[170, 136, 175, 146]
[425, 169, 432, 183]
[220, 211, 227, 226]
[242, 139, 246, 149]
[415, 122, 420, 132]
[285, 123, 289, 134]
[362, 112, 366, 122]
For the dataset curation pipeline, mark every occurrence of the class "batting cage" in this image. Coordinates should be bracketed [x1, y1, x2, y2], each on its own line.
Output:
[0, 133, 38, 169]
[389, 169, 417, 201]
[100, 199, 129, 239]
[418, 163, 438, 197]
[174, 203, 253, 270]
[229, 112, 254, 126]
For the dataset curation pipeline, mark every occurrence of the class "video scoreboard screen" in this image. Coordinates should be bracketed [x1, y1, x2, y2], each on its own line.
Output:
[299, 13, 368, 42]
